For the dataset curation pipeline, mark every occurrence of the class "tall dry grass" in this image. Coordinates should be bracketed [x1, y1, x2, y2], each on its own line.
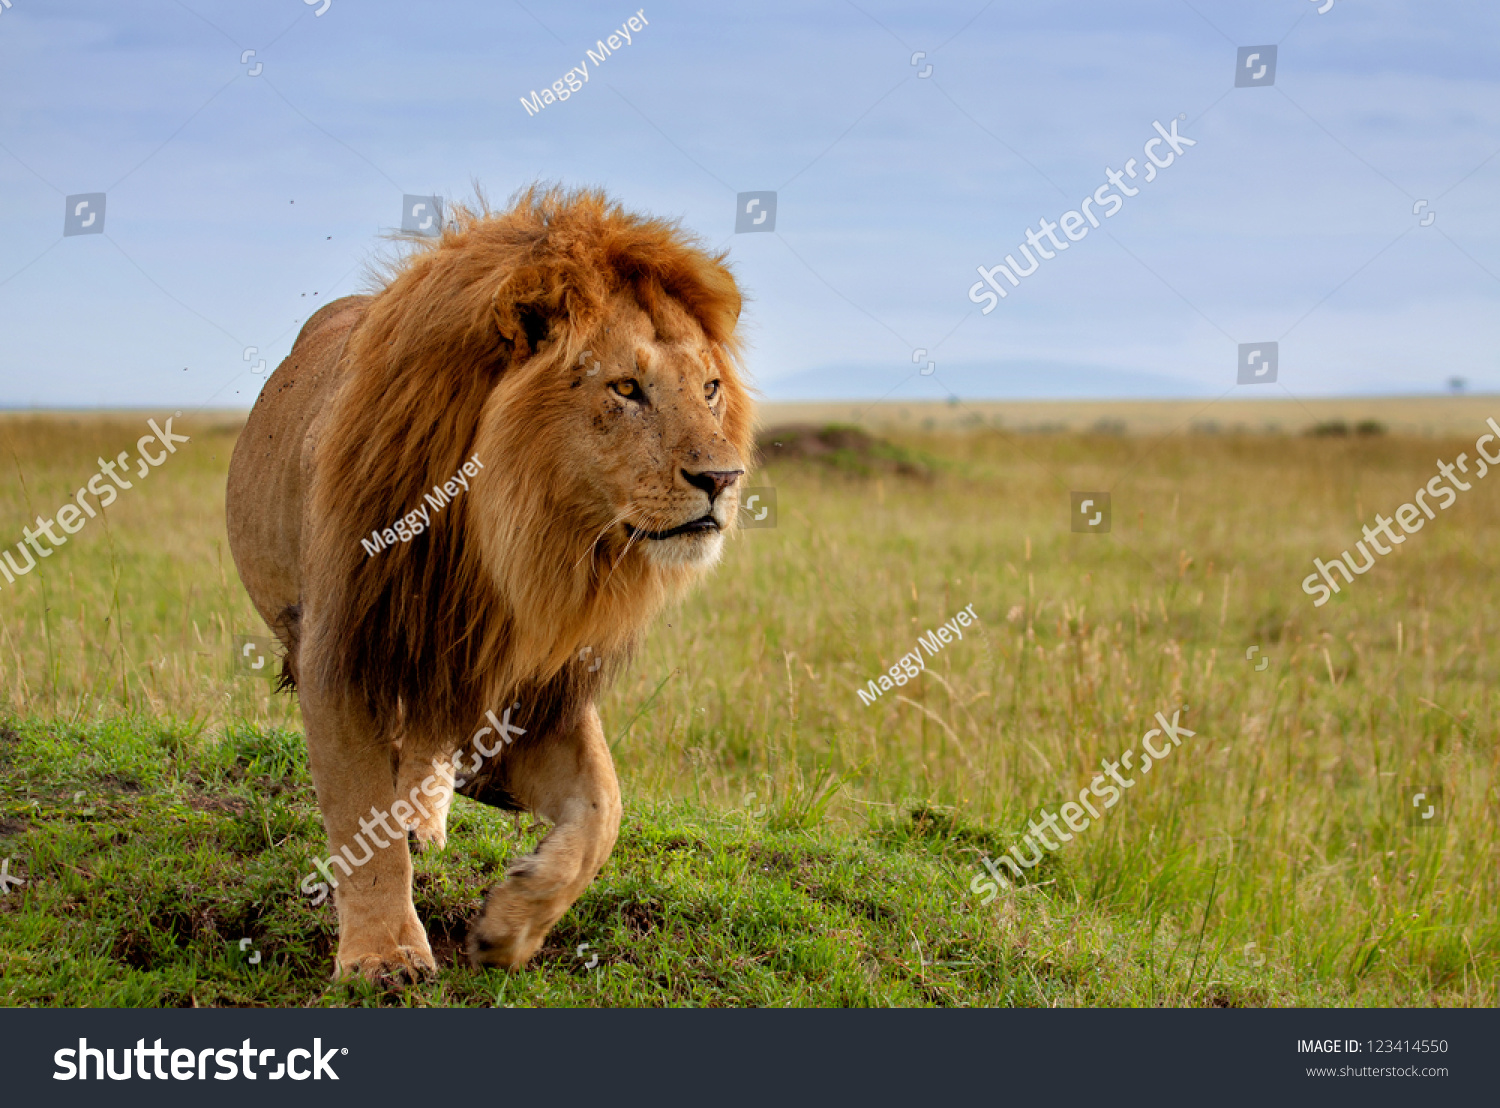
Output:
[0, 411, 1495, 1003]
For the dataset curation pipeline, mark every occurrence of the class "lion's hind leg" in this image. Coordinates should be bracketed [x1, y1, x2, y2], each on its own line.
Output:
[394, 742, 457, 852]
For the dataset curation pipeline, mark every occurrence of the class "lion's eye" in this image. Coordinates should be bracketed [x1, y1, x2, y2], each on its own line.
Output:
[611, 379, 645, 402]
[705, 380, 721, 402]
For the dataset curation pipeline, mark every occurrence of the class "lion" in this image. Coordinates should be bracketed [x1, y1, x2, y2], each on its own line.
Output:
[225, 186, 754, 979]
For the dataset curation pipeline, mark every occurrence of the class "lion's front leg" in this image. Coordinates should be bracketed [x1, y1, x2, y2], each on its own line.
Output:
[301, 672, 435, 981]
[466, 702, 621, 970]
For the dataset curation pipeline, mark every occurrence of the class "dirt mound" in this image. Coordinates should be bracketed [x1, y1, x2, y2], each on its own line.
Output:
[754, 424, 933, 479]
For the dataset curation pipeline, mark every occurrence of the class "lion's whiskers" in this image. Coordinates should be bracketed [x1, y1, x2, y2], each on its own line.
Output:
[576, 509, 631, 575]
[602, 506, 673, 588]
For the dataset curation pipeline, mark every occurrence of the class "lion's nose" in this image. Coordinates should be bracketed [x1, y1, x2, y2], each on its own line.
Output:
[682, 468, 743, 504]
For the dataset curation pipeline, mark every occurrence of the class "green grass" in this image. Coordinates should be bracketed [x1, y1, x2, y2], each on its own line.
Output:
[1, 717, 1312, 1007]
[0, 411, 1497, 1006]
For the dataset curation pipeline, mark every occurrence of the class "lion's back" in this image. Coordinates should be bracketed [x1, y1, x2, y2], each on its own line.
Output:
[226, 295, 371, 631]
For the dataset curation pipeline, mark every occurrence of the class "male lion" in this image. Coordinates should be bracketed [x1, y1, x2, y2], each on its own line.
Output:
[226, 187, 753, 979]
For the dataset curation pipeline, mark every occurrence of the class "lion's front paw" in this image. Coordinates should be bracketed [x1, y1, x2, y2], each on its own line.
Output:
[335, 944, 437, 984]
[465, 882, 550, 970]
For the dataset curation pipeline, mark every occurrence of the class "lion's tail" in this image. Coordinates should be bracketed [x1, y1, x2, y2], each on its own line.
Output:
[273, 603, 302, 693]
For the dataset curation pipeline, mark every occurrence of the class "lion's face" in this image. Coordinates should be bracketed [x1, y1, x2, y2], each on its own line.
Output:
[566, 294, 749, 570]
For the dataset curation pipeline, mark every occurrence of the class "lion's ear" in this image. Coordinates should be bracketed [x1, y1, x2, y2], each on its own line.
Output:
[517, 303, 551, 353]
[495, 304, 548, 356]
[491, 273, 559, 362]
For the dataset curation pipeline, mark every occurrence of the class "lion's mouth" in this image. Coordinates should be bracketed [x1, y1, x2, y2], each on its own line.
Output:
[624, 514, 721, 541]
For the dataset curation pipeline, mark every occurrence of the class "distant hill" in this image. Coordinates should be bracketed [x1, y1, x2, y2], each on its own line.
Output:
[758, 360, 1218, 402]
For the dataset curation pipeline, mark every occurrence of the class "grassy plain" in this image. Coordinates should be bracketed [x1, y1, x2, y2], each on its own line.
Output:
[0, 403, 1496, 1006]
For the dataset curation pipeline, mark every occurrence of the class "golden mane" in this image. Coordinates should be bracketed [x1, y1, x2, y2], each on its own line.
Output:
[303, 185, 752, 746]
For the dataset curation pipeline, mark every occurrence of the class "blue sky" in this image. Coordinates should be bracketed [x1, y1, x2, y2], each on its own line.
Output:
[0, 0, 1496, 407]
